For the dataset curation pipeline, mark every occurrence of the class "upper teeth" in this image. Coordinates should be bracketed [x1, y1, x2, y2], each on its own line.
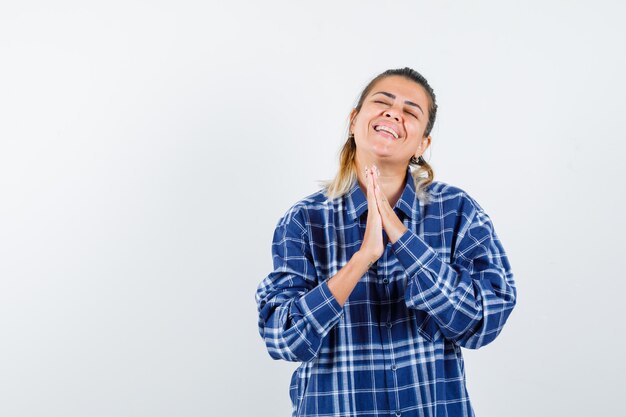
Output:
[376, 125, 398, 139]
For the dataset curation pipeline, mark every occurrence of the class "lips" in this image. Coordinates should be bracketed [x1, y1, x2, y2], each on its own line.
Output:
[376, 129, 397, 140]
[373, 122, 401, 139]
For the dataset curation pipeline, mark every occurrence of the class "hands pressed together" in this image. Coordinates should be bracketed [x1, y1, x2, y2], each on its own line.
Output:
[360, 165, 408, 265]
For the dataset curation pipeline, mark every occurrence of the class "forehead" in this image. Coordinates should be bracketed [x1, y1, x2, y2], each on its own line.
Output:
[368, 76, 429, 107]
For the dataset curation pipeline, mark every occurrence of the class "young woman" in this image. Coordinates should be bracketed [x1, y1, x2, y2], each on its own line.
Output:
[255, 67, 517, 417]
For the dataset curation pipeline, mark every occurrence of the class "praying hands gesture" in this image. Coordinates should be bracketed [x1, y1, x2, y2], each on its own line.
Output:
[359, 165, 408, 266]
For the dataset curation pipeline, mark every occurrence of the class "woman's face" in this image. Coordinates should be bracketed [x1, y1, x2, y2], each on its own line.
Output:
[350, 75, 431, 166]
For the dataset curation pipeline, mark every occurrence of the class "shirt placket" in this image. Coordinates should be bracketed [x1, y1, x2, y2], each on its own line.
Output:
[378, 237, 401, 417]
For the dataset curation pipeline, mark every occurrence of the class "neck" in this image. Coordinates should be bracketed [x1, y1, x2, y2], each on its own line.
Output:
[354, 156, 408, 208]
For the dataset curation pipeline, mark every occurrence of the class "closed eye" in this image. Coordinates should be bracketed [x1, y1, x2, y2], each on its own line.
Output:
[375, 100, 419, 120]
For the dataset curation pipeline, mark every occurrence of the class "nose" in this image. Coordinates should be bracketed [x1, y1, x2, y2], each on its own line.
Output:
[384, 109, 401, 122]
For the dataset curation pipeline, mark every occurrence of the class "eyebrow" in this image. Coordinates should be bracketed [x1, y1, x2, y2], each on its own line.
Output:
[372, 91, 424, 115]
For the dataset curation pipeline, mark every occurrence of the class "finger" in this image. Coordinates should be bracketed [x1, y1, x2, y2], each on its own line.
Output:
[371, 168, 389, 209]
[373, 180, 387, 213]
[365, 167, 374, 202]
[366, 167, 381, 214]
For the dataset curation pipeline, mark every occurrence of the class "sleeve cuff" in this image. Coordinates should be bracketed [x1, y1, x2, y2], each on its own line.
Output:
[391, 229, 440, 280]
[296, 280, 343, 337]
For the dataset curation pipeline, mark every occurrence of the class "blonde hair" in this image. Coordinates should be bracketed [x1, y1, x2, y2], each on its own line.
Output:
[318, 67, 437, 203]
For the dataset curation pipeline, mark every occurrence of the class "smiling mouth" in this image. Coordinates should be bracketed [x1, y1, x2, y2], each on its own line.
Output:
[373, 124, 400, 139]
[375, 129, 399, 140]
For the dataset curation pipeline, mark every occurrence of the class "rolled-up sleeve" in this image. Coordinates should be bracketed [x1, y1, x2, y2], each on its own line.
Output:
[255, 207, 343, 362]
[391, 207, 517, 349]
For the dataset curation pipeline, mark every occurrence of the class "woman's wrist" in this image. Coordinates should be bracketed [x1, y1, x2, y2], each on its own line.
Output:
[353, 250, 377, 270]
[387, 224, 408, 244]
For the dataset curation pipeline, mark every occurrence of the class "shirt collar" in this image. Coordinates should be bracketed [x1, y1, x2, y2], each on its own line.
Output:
[346, 166, 416, 222]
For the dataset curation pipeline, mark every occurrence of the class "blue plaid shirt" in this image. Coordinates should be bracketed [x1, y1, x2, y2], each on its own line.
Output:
[255, 167, 517, 417]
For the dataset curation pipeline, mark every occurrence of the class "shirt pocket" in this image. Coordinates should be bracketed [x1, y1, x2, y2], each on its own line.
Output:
[413, 310, 438, 343]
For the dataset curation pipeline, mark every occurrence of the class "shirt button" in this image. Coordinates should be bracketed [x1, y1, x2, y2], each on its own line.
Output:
[382, 278, 389, 284]
[391, 364, 397, 371]
[395, 412, 402, 417]
[386, 322, 392, 329]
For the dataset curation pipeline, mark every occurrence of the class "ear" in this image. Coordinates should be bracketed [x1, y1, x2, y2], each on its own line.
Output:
[415, 135, 432, 157]
[349, 108, 358, 131]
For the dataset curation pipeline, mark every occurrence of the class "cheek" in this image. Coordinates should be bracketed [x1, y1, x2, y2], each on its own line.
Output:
[404, 127, 419, 141]
[409, 123, 426, 140]
[356, 121, 374, 136]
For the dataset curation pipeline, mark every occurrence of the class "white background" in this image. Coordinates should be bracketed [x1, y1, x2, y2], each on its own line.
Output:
[1, 1, 625, 416]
